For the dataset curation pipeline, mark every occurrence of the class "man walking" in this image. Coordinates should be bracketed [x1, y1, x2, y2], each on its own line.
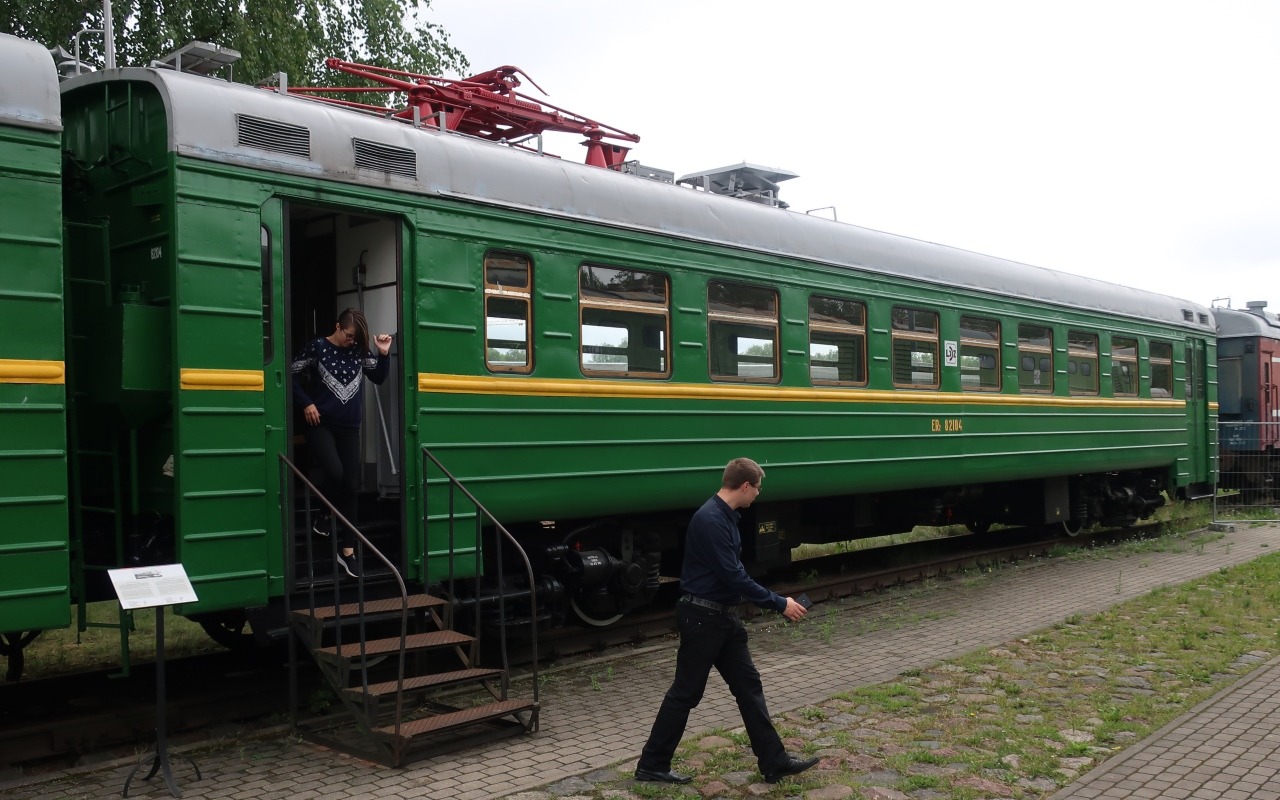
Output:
[635, 457, 819, 785]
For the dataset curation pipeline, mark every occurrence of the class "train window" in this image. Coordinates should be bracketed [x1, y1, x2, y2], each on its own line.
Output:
[1150, 340, 1173, 397]
[709, 281, 778, 382]
[484, 252, 533, 373]
[1067, 330, 1098, 395]
[579, 264, 670, 377]
[1112, 337, 1138, 396]
[1017, 324, 1053, 393]
[809, 295, 867, 385]
[959, 316, 1000, 391]
[891, 307, 939, 389]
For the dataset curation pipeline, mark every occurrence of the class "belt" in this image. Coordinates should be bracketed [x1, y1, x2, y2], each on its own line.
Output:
[680, 594, 735, 613]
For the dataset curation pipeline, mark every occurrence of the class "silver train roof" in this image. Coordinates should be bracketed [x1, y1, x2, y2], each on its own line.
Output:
[1215, 306, 1280, 340]
[0, 34, 61, 131]
[64, 67, 1215, 333]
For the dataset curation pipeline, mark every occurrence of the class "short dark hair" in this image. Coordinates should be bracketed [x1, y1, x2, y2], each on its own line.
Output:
[722, 457, 764, 489]
[337, 308, 370, 351]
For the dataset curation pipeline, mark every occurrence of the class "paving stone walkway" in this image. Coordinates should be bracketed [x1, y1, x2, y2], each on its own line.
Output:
[1048, 652, 1280, 800]
[3, 523, 1278, 799]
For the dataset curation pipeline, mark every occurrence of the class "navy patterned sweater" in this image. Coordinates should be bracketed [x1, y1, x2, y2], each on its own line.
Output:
[290, 337, 390, 428]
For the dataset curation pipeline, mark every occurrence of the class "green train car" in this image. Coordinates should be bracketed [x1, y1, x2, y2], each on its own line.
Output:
[0, 34, 70, 649]
[1, 37, 1218, 658]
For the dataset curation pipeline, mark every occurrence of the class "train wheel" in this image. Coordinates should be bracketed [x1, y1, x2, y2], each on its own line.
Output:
[1061, 518, 1085, 537]
[197, 611, 255, 653]
[569, 596, 623, 627]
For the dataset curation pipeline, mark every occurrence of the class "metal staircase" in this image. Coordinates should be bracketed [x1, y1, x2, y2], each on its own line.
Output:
[279, 455, 539, 767]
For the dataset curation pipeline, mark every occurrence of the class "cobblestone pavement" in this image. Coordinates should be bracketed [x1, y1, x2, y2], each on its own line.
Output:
[4, 523, 1278, 799]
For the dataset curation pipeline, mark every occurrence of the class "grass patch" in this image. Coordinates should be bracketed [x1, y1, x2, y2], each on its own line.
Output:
[14, 602, 220, 679]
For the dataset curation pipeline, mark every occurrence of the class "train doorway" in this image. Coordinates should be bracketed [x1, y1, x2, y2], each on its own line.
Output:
[263, 199, 407, 574]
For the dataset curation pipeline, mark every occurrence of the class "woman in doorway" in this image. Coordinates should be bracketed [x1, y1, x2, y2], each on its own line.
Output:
[291, 308, 393, 578]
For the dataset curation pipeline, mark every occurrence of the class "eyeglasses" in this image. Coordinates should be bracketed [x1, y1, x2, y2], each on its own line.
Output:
[338, 328, 357, 341]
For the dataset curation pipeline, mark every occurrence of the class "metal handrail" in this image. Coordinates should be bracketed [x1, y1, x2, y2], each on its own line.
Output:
[278, 453, 411, 745]
[420, 448, 540, 705]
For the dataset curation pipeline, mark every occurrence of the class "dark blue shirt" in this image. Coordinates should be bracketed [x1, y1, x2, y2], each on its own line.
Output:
[290, 337, 390, 429]
[681, 494, 786, 613]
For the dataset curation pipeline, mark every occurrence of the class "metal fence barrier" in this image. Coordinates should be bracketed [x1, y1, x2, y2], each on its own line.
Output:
[1214, 421, 1280, 523]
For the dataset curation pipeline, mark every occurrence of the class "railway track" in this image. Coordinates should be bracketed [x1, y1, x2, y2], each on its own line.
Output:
[0, 522, 1167, 775]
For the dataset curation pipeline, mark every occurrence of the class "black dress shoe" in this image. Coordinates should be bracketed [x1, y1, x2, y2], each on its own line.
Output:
[764, 753, 819, 783]
[634, 768, 693, 784]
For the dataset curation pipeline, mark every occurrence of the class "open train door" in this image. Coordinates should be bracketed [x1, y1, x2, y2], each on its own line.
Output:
[1185, 337, 1214, 496]
[273, 200, 411, 581]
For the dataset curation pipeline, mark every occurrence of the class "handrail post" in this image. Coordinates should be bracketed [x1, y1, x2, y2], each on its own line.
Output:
[419, 447, 540, 705]
[276, 453, 411, 745]
[281, 457, 297, 727]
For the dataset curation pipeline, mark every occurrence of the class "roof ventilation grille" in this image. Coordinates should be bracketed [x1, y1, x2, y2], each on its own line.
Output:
[353, 138, 417, 179]
[236, 114, 310, 159]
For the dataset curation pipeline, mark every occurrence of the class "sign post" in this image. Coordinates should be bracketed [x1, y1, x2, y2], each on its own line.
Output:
[108, 564, 202, 798]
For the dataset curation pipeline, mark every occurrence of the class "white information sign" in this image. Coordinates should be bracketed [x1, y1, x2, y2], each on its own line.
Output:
[944, 340, 959, 368]
[108, 564, 199, 610]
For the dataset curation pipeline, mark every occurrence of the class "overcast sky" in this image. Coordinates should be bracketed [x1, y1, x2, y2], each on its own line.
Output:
[430, 1, 1278, 314]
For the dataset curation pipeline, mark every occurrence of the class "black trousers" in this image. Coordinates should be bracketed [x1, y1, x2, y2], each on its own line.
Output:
[638, 603, 787, 774]
[305, 422, 361, 548]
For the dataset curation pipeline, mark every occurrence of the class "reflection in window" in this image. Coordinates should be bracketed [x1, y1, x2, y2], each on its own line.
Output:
[1067, 330, 1098, 395]
[579, 264, 669, 377]
[1150, 340, 1173, 397]
[891, 306, 939, 388]
[809, 295, 866, 385]
[485, 252, 532, 373]
[709, 281, 778, 382]
[1112, 337, 1138, 396]
[1018, 323, 1053, 393]
[960, 316, 999, 391]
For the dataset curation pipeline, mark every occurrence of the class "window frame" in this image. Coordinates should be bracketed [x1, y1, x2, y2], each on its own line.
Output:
[1017, 323, 1054, 394]
[707, 279, 780, 383]
[959, 315, 1001, 392]
[483, 250, 534, 374]
[808, 294, 867, 387]
[1066, 329, 1099, 396]
[1149, 340, 1173, 397]
[577, 263, 671, 379]
[1111, 336, 1139, 397]
[890, 306, 940, 390]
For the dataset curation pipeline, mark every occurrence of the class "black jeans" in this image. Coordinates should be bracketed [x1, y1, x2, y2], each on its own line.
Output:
[638, 603, 787, 774]
[305, 423, 361, 548]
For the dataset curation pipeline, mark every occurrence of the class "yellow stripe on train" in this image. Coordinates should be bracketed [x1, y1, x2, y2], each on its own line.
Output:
[0, 358, 65, 385]
[180, 368, 265, 391]
[417, 372, 1188, 408]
